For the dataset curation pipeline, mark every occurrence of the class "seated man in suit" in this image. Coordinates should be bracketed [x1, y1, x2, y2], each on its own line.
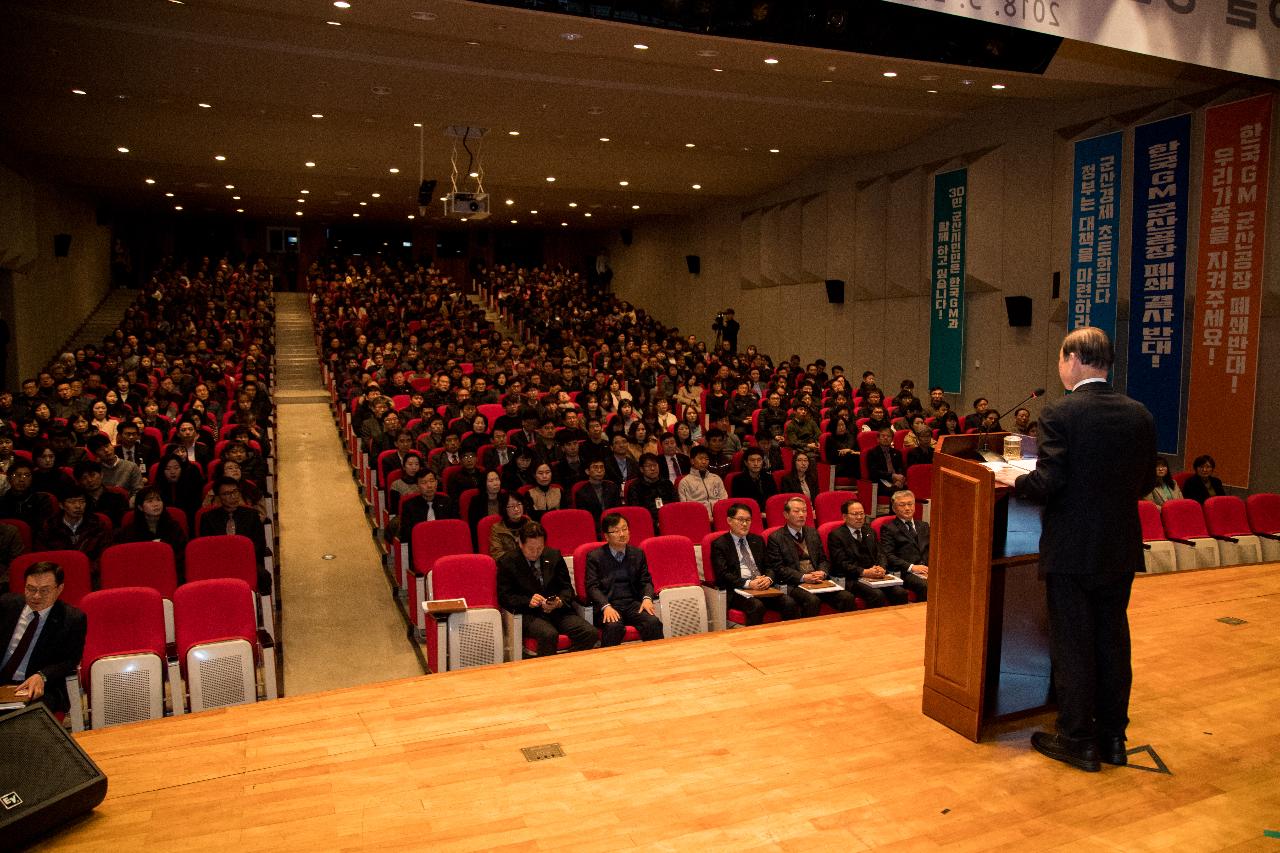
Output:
[198, 477, 271, 594]
[166, 418, 214, 467]
[677, 446, 728, 519]
[730, 447, 778, 507]
[866, 426, 907, 493]
[574, 458, 621, 532]
[877, 490, 929, 601]
[657, 433, 690, 484]
[0, 560, 87, 714]
[399, 469, 458, 559]
[710, 502, 800, 625]
[553, 436, 588, 486]
[626, 453, 677, 528]
[496, 522, 597, 657]
[584, 513, 663, 646]
[763, 497, 859, 618]
[603, 433, 637, 486]
[480, 426, 514, 471]
[825, 499, 908, 608]
[37, 487, 112, 564]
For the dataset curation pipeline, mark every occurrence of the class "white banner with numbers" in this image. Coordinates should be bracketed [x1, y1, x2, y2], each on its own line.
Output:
[882, 0, 1279, 80]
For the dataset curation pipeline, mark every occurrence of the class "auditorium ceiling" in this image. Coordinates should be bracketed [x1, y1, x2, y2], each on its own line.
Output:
[0, 0, 1238, 228]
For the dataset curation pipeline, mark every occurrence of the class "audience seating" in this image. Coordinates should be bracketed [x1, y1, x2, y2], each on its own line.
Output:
[765, 492, 812, 527]
[1203, 496, 1263, 565]
[0, 518, 33, 553]
[1138, 500, 1177, 574]
[640, 535, 709, 639]
[542, 509, 597, 571]
[99, 542, 180, 642]
[9, 551, 91, 606]
[409, 519, 473, 639]
[602, 506, 654, 545]
[174, 578, 278, 712]
[1160, 499, 1222, 571]
[906, 464, 932, 521]
[1245, 493, 1280, 561]
[814, 490, 858, 526]
[423, 554, 504, 673]
[713, 498, 763, 534]
[186, 535, 276, 639]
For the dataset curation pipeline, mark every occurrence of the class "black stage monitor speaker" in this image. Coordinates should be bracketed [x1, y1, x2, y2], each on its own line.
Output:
[825, 279, 845, 304]
[0, 704, 108, 847]
[53, 234, 72, 258]
[1005, 295, 1033, 327]
[685, 254, 700, 275]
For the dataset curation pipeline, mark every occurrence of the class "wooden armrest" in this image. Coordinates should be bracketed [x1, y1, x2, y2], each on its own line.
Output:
[423, 598, 467, 615]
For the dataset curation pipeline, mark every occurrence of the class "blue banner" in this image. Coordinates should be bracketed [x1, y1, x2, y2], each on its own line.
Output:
[929, 169, 966, 394]
[1127, 115, 1191, 454]
[1068, 132, 1124, 336]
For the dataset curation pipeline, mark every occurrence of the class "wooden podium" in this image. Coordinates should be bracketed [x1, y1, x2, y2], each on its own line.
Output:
[921, 433, 1053, 741]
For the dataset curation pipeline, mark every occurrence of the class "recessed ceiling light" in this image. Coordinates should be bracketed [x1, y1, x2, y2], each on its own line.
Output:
[685, 143, 696, 148]
[311, 113, 324, 118]
[505, 199, 514, 205]
[769, 148, 780, 153]
[468, 171, 479, 178]
[764, 57, 779, 64]
[116, 146, 130, 153]
[225, 184, 234, 189]
[961, 79, 974, 85]
[927, 89, 938, 94]
[619, 180, 629, 186]
[510, 219, 517, 224]
[389, 167, 399, 173]
[712, 68, 723, 72]
[72, 88, 87, 95]
[691, 184, 701, 189]
[236, 208, 244, 213]
[333, 1, 350, 7]
[407, 214, 415, 219]
[144, 178, 156, 184]
[820, 79, 833, 84]
[352, 212, 360, 217]
[169, 0, 184, 4]
[560, 32, 582, 41]
[413, 122, 422, 128]
[232, 196, 240, 200]
[297, 198, 305, 203]
[633, 43, 649, 50]
[632, 204, 640, 210]
[546, 176, 556, 182]
[295, 211, 304, 216]
[214, 154, 226, 161]
[883, 71, 897, 78]
[174, 205, 183, 211]
[992, 83, 1006, 90]
[359, 201, 367, 206]
[198, 102, 211, 108]
[165, 192, 174, 197]
[569, 202, 578, 208]
[439, 196, 447, 201]
[371, 192, 380, 198]
[326, 20, 341, 26]
[584, 212, 592, 217]
[508, 130, 520, 136]
[530, 210, 538, 214]
[465, 41, 480, 46]
[561, 222, 568, 226]
[305, 161, 316, 167]
[599, 137, 610, 142]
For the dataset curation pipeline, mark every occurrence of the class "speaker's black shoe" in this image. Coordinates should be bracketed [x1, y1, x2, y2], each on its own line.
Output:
[1031, 731, 1101, 772]
[1099, 735, 1128, 766]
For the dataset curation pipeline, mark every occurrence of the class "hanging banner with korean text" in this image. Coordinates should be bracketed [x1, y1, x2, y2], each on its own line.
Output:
[1068, 132, 1123, 339]
[1126, 114, 1191, 455]
[929, 168, 967, 394]
[1184, 94, 1273, 488]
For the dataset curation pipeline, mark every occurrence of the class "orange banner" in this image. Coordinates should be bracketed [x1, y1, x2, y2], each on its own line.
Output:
[1184, 94, 1273, 488]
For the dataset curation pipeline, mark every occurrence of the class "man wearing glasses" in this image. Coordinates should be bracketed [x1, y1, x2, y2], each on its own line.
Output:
[198, 477, 271, 594]
[709, 503, 799, 625]
[0, 561, 87, 713]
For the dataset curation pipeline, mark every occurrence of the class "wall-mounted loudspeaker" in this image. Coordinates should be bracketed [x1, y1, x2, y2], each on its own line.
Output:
[685, 255, 700, 275]
[621, 229, 633, 246]
[0, 705, 108, 847]
[825, 279, 845, 304]
[53, 234, 72, 258]
[1005, 295, 1033, 327]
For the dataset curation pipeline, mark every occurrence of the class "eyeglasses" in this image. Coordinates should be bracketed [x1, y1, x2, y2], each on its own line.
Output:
[729, 515, 751, 524]
[25, 584, 59, 597]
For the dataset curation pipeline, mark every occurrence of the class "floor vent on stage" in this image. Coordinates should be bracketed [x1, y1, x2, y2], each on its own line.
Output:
[1217, 616, 1247, 625]
[521, 743, 565, 762]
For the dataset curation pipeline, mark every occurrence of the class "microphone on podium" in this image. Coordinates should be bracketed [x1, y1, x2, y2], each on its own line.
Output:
[997, 388, 1045, 423]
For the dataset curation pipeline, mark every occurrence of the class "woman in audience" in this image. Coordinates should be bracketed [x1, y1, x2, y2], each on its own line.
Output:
[780, 450, 822, 500]
[385, 454, 426, 537]
[825, 417, 859, 481]
[467, 470, 504, 542]
[155, 454, 205, 527]
[627, 420, 657, 460]
[704, 378, 729, 423]
[1143, 456, 1183, 507]
[118, 485, 189, 574]
[525, 463, 562, 521]
[461, 413, 490, 454]
[1181, 454, 1225, 504]
[674, 375, 702, 412]
[501, 447, 538, 491]
[938, 411, 964, 438]
[653, 396, 678, 434]
[489, 490, 536, 561]
[88, 399, 118, 442]
[16, 416, 44, 452]
[673, 421, 695, 457]
[680, 405, 704, 445]
[32, 444, 76, 500]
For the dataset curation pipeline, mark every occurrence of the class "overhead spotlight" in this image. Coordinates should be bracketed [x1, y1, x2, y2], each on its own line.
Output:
[691, 184, 702, 189]
[116, 146, 130, 153]
[505, 199, 514, 205]
[333, 1, 351, 7]
[619, 181, 629, 186]
[546, 176, 556, 182]
[882, 71, 898, 78]
[295, 211, 303, 216]
[165, 192, 174, 197]
[174, 205, 183, 211]
[764, 57, 779, 64]
[144, 178, 156, 184]
[214, 154, 226, 161]
[633, 43, 649, 50]
[389, 167, 399, 173]
[599, 137, 610, 142]
[508, 130, 520, 136]
[301, 189, 310, 194]
[305, 161, 316, 167]
[225, 184, 234, 189]
[71, 88, 87, 95]
[632, 204, 640, 209]
[407, 214, 415, 220]
[371, 192, 380, 198]
[197, 102, 211, 108]
[236, 208, 244, 213]
[311, 113, 324, 118]
[569, 202, 578, 208]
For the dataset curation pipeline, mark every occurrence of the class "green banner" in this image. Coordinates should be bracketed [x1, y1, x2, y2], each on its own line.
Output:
[930, 168, 967, 393]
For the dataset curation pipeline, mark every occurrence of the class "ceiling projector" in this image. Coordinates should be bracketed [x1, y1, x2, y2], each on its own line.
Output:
[446, 192, 489, 219]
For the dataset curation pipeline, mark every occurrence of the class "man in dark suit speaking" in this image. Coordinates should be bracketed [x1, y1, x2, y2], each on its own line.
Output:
[996, 327, 1156, 772]
[1, 560, 87, 713]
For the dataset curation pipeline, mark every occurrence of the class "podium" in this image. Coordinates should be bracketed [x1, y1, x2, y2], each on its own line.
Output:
[921, 433, 1053, 741]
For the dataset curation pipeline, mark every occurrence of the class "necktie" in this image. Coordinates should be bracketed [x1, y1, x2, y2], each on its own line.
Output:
[530, 560, 543, 587]
[226, 513, 237, 536]
[738, 537, 759, 578]
[907, 521, 916, 539]
[884, 447, 895, 476]
[0, 612, 40, 682]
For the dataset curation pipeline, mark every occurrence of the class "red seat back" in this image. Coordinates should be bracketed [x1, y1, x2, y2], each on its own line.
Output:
[1138, 500, 1166, 542]
[906, 464, 933, 503]
[100, 542, 178, 598]
[475, 515, 501, 554]
[8, 551, 92, 606]
[571, 540, 605, 605]
[1203, 496, 1251, 538]
[765, 492, 812, 527]
[601, 506, 654, 544]
[410, 519, 472, 575]
[174, 578, 257, 667]
[431, 554, 498, 609]
[699, 531, 721, 584]
[78, 587, 167, 680]
[659, 501, 712, 541]
[1161, 498, 1209, 539]
[870, 515, 896, 542]
[713, 498, 762, 534]
[1246, 493, 1280, 533]
[814, 490, 857, 526]
[542, 509, 597, 554]
[185, 535, 258, 587]
[817, 521, 843, 554]
[641, 535, 700, 591]
[0, 518, 33, 552]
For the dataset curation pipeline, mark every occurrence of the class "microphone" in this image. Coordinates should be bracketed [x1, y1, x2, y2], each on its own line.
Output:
[997, 388, 1045, 423]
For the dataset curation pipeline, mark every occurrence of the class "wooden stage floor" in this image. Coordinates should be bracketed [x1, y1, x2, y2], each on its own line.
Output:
[44, 564, 1280, 852]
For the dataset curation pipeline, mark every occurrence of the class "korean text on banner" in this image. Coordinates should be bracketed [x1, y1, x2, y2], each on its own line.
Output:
[1127, 114, 1192, 455]
[1068, 132, 1124, 339]
[1185, 94, 1273, 488]
[929, 169, 967, 394]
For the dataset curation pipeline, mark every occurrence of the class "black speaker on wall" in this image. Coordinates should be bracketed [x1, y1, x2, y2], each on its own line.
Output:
[1005, 295, 1033, 327]
[53, 234, 72, 258]
[824, 279, 845, 304]
[620, 228, 633, 246]
[0, 704, 108, 847]
[685, 254, 700, 275]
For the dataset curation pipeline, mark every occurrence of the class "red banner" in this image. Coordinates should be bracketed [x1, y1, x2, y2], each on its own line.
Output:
[1184, 94, 1273, 488]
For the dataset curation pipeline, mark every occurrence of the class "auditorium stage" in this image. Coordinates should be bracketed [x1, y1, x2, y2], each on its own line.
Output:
[43, 564, 1280, 851]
